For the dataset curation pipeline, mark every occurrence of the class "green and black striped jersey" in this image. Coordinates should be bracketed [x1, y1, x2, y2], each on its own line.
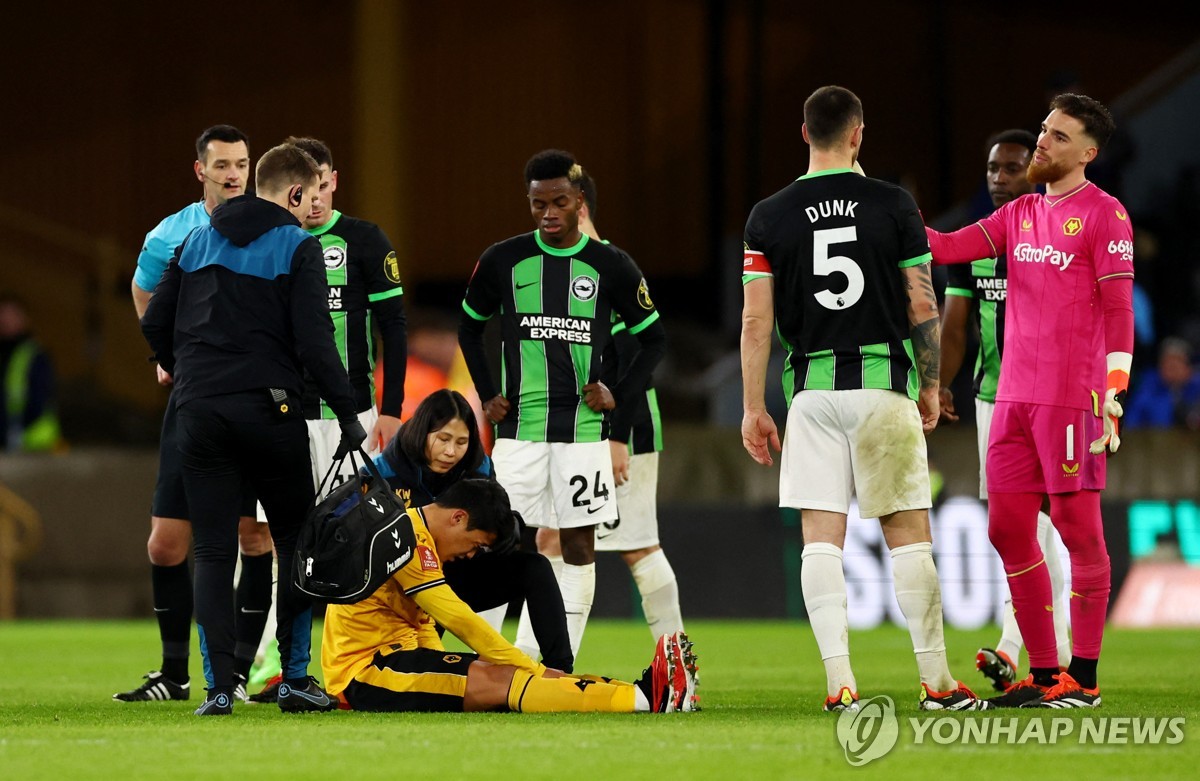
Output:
[300, 211, 407, 419]
[945, 255, 1007, 403]
[462, 231, 658, 443]
[742, 169, 930, 403]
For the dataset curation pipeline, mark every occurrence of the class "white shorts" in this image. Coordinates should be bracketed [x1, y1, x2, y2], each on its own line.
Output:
[308, 408, 380, 489]
[491, 439, 617, 529]
[255, 408, 379, 523]
[779, 389, 931, 519]
[975, 398, 994, 500]
[596, 452, 660, 552]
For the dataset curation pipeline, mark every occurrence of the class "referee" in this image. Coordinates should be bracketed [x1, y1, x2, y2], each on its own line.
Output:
[142, 143, 365, 716]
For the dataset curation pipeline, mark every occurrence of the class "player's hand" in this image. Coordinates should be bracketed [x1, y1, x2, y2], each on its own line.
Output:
[918, 386, 940, 433]
[483, 396, 511, 425]
[156, 364, 174, 386]
[741, 409, 782, 466]
[367, 414, 401, 454]
[582, 382, 615, 411]
[335, 419, 368, 459]
[609, 440, 630, 486]
[938, 387, 958, 423]
[1089, 389, 1126, 454]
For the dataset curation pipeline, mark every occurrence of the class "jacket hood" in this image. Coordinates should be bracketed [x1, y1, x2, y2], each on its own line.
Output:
[380, 433, 422, 487]
[379, 425, 490, 506]
[210, 195, 301, 247]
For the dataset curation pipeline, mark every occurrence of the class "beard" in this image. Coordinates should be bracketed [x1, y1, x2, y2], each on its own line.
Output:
[1026, 156, 1073, 185]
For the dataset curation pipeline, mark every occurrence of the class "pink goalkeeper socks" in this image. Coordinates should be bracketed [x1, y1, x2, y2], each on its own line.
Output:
[1050, 490, 1110, 660]
[989, 492, 1060, 669]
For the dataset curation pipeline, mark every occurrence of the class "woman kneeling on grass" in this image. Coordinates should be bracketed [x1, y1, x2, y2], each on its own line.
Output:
[372, 389, 574, 671]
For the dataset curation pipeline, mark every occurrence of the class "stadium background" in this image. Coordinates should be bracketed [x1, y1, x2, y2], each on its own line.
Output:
[2, 2, 1198, 625]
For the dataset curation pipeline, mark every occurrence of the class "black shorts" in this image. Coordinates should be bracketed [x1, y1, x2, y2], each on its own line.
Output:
[152, 391, 256, 520]
[343, 647, 480, 712]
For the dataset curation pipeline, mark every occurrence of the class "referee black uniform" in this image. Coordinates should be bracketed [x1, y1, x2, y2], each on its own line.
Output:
[143, 175, 362, 713]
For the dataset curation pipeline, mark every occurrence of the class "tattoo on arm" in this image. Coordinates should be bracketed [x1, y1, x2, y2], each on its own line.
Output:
[904, 263, 938, 309]
[911, 318, 941, 390]
[903, 263, 940, 390]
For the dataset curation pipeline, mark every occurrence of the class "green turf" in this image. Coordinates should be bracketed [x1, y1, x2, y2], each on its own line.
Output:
[0, 620, 1195, 779]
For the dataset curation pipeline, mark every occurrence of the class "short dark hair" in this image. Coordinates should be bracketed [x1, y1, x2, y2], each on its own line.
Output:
[803, 86, 863, 149]
[434, 478, 522, 555]
[196, 125, 249, 161]
[524, 149, 584, 187]
[577, 168, 598, 219]
[986, 128, 1037, 156]
[397, 389, 484, 475]
[1049, 93, 1115, 149]
[284, 136, 333, 169]
[254, 143, 321, 195]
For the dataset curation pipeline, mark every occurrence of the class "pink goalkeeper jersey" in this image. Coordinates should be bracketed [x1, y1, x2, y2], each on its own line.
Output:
[967, 181, 1133, 411]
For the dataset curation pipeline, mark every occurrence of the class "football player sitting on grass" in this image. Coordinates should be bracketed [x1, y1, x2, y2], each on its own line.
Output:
[321, 478, 699, 713]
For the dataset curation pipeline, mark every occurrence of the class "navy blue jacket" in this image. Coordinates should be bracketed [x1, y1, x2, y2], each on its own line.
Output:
[372, 427, 493, 508]
[142, 195, 356, 421]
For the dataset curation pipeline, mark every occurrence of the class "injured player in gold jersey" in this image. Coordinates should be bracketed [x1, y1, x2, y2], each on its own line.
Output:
[321, 478, 699, 713]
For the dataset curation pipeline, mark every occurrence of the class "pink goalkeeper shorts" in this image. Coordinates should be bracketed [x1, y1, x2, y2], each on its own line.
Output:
[985, 401, 1106, 494]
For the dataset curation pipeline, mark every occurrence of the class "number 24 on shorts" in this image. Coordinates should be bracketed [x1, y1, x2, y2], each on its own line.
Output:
[570, 471, 611, 508]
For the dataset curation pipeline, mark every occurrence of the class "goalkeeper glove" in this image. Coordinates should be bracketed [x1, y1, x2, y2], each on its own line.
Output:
[1089, 354, 1132, 455]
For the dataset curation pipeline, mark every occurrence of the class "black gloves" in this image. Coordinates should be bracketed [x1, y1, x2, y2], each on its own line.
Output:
[335, 419, 368, 459]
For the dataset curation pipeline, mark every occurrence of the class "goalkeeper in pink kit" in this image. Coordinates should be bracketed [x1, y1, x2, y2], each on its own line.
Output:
[927, 94, 1133, 708]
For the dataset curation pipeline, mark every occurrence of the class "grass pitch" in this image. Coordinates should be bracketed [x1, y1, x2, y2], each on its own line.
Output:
[0, 620, 1195, 780]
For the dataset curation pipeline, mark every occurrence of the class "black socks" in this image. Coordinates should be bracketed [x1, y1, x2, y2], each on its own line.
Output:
[151, 562, 192, 683]
[234, 552, 274, 680]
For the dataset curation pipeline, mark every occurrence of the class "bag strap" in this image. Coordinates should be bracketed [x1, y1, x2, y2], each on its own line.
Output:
[314, 446, 395, 505]
[357, 445, 389, 486]
[315, 447, 366, 499]
[356, 446, 406, 513]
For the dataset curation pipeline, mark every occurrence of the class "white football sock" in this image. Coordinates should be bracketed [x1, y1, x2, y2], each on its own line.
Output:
[630, 550, 684, 639]
[1037, 511, 1071, 668]
[254, 557, 279, 662]
[559, 562, 596, 658]
[514, 604, 539, 660]
[997, 587, 1024, 667]
[890, 541, 955, 692]
[801, 542, 856, 697]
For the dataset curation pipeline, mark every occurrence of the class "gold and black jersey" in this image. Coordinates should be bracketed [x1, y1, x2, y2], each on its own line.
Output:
[321, 508, 538, 695]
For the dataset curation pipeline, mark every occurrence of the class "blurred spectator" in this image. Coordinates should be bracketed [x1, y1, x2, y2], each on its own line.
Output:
[1129, 227, 1159, 369]
[1124, 337, 1200, 429]
[375, 307, 491, 448]
[0, 294, 62, 452]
